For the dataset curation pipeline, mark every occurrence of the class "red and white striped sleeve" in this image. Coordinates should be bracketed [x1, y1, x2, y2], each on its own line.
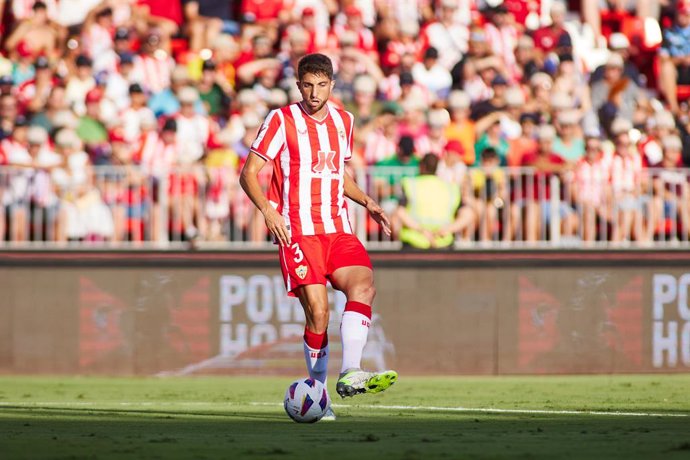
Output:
[250, 109, 285, 161]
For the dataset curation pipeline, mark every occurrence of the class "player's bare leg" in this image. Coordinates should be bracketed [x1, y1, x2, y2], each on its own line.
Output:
[296, 284, 336, 420]
[330, 266, 398, 398]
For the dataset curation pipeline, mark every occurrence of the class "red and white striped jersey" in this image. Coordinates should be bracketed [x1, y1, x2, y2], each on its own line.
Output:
[250, 102, 355, 237]
[574, 156, 609, 206]
[134, 54, 174, 95]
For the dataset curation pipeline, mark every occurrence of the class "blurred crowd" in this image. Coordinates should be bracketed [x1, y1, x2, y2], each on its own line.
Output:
[0, 0, 689, 245]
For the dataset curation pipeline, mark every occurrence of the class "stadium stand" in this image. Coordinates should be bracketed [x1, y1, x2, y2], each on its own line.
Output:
[0, 0, 689, 248]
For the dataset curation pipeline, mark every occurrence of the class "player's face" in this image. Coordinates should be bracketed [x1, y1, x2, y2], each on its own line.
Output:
[297, 72, 334, 114]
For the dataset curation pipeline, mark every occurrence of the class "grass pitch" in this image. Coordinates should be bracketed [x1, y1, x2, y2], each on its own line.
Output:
[1, 375, 689, 459]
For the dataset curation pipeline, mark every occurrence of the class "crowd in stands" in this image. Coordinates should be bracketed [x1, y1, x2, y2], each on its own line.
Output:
[0, 0, 689, 246]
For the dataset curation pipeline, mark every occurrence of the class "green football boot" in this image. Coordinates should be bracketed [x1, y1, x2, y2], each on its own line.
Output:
[336, 368, 398, 398]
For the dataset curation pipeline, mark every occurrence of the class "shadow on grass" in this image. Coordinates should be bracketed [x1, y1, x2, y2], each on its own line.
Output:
[1, 406, 689, 460]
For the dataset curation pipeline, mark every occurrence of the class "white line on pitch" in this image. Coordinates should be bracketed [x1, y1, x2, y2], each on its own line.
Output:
[251, 402, 689, 418]
[1, 401, 687, 418]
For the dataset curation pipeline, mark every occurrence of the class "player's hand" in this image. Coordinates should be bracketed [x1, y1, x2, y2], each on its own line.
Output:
[262, 206, 291, 246]
[366, 199, 391, 236]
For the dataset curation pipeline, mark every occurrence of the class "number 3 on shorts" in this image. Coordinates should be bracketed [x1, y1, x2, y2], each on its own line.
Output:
[290, 243, 304, 263]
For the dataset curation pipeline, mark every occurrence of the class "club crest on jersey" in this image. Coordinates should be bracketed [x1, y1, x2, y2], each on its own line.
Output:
[338, 129, 346, 140]
[313, 150, 337, 175]
[296, 265, 308, 279]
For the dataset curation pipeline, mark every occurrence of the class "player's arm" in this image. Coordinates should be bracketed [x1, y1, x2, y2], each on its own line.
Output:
[239, 153, 291, 246]
[343, 171, 391, 236]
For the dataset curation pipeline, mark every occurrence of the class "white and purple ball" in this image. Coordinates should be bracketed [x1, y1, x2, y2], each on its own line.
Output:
[283, 378, 330, 423]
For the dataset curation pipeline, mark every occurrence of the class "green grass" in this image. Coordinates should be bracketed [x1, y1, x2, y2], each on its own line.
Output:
[1, 375, 689, 459]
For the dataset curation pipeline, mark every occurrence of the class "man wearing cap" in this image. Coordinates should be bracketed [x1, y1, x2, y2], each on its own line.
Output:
[553, 110, 585, 162]
[638, 111, 677, 167]
[16, 56, 57, 113]
[174, 86, 213, 164]
[608, 120, 650, 242]
[660, 4, 690, 113]
[76, 88, 108, 147]
[445, 90, 476, 165]
[65, 55, 96, 117]
[591, 53, 642, 125]
[344, 74, 383, 129]
[411, 47, 453, 100]
[572, 131, 609, 242]
[121, 83, 156, 143]
[332, 5, 377, 57]
[471, 73, 508, 121]
[590, 33, 643, 87]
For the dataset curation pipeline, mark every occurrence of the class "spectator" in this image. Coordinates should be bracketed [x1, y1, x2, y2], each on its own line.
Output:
[184, 0, 239, 53]
[514, 35, 540, 84]
[531, 1, 572, 60]
[608, 118, 650, 242]
[76, 88, 108, 148]
[121, 84, 155, 143]
[411, 47, 452, 101]
[346, 75, 383, 130]
[65, 55, 96, 117]
[471, 73, 509, 121]
[482, 4, 519, 80]
[572, 131, 610, 242]
[396, 153, 474, 249]
[5, 1, 62, 59]
[591, 53, 642, 129]
[422, 0, 469, 70]
[436, 139, 468, 187]
[508, 112, 539, 167]
[444, 90, 476, 166]
[197, 60, 231, 118]
[553, 110, 585, 163]
[651, 135, 690, 240]
[474, 114, 509, 166]
[518, 124, 578, 242]
[638, 111, 677, 167]
[590, 33, 644, 87]
[659, 3, 690, 114]
[470, 147, 508, 242]
[362, 104, 399, 166]
[17, 56, 57, 114]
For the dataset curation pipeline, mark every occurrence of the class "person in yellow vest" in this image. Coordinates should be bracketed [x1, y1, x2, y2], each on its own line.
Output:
[396, 153, 476, 249]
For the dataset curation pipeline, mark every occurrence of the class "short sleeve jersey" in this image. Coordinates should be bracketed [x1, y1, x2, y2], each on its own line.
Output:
[250, 102, 355, 237]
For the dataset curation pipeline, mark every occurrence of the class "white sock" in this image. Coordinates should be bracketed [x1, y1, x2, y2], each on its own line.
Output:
[303, 328, 329, 384]
[340, 301, 371, 373]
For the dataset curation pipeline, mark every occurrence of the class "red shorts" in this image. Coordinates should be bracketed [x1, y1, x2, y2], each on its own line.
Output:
[278, 233, 372, 297]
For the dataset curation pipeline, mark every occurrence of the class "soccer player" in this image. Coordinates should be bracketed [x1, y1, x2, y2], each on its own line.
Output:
[239, 54, 397, 419]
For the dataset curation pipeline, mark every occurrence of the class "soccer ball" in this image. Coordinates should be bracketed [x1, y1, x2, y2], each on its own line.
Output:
[283, 377, 330, 423]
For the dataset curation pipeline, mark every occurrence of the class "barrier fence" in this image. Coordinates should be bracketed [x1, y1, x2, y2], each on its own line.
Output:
[0, 165, 689, 248]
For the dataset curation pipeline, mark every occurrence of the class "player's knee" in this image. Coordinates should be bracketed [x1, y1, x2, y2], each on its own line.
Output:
[308, 307, 330, 332]
[350, 282, 376, 305]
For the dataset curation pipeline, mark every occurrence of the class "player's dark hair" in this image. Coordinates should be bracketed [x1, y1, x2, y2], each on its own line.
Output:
[298, 53, 334, 81]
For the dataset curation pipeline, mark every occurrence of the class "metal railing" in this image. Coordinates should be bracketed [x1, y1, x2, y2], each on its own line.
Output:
[0, 165, 688, 249]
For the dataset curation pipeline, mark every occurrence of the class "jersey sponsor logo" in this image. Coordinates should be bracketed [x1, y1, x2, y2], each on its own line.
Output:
[295, 265, 308, 279]
[312, 150, 337, 175]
